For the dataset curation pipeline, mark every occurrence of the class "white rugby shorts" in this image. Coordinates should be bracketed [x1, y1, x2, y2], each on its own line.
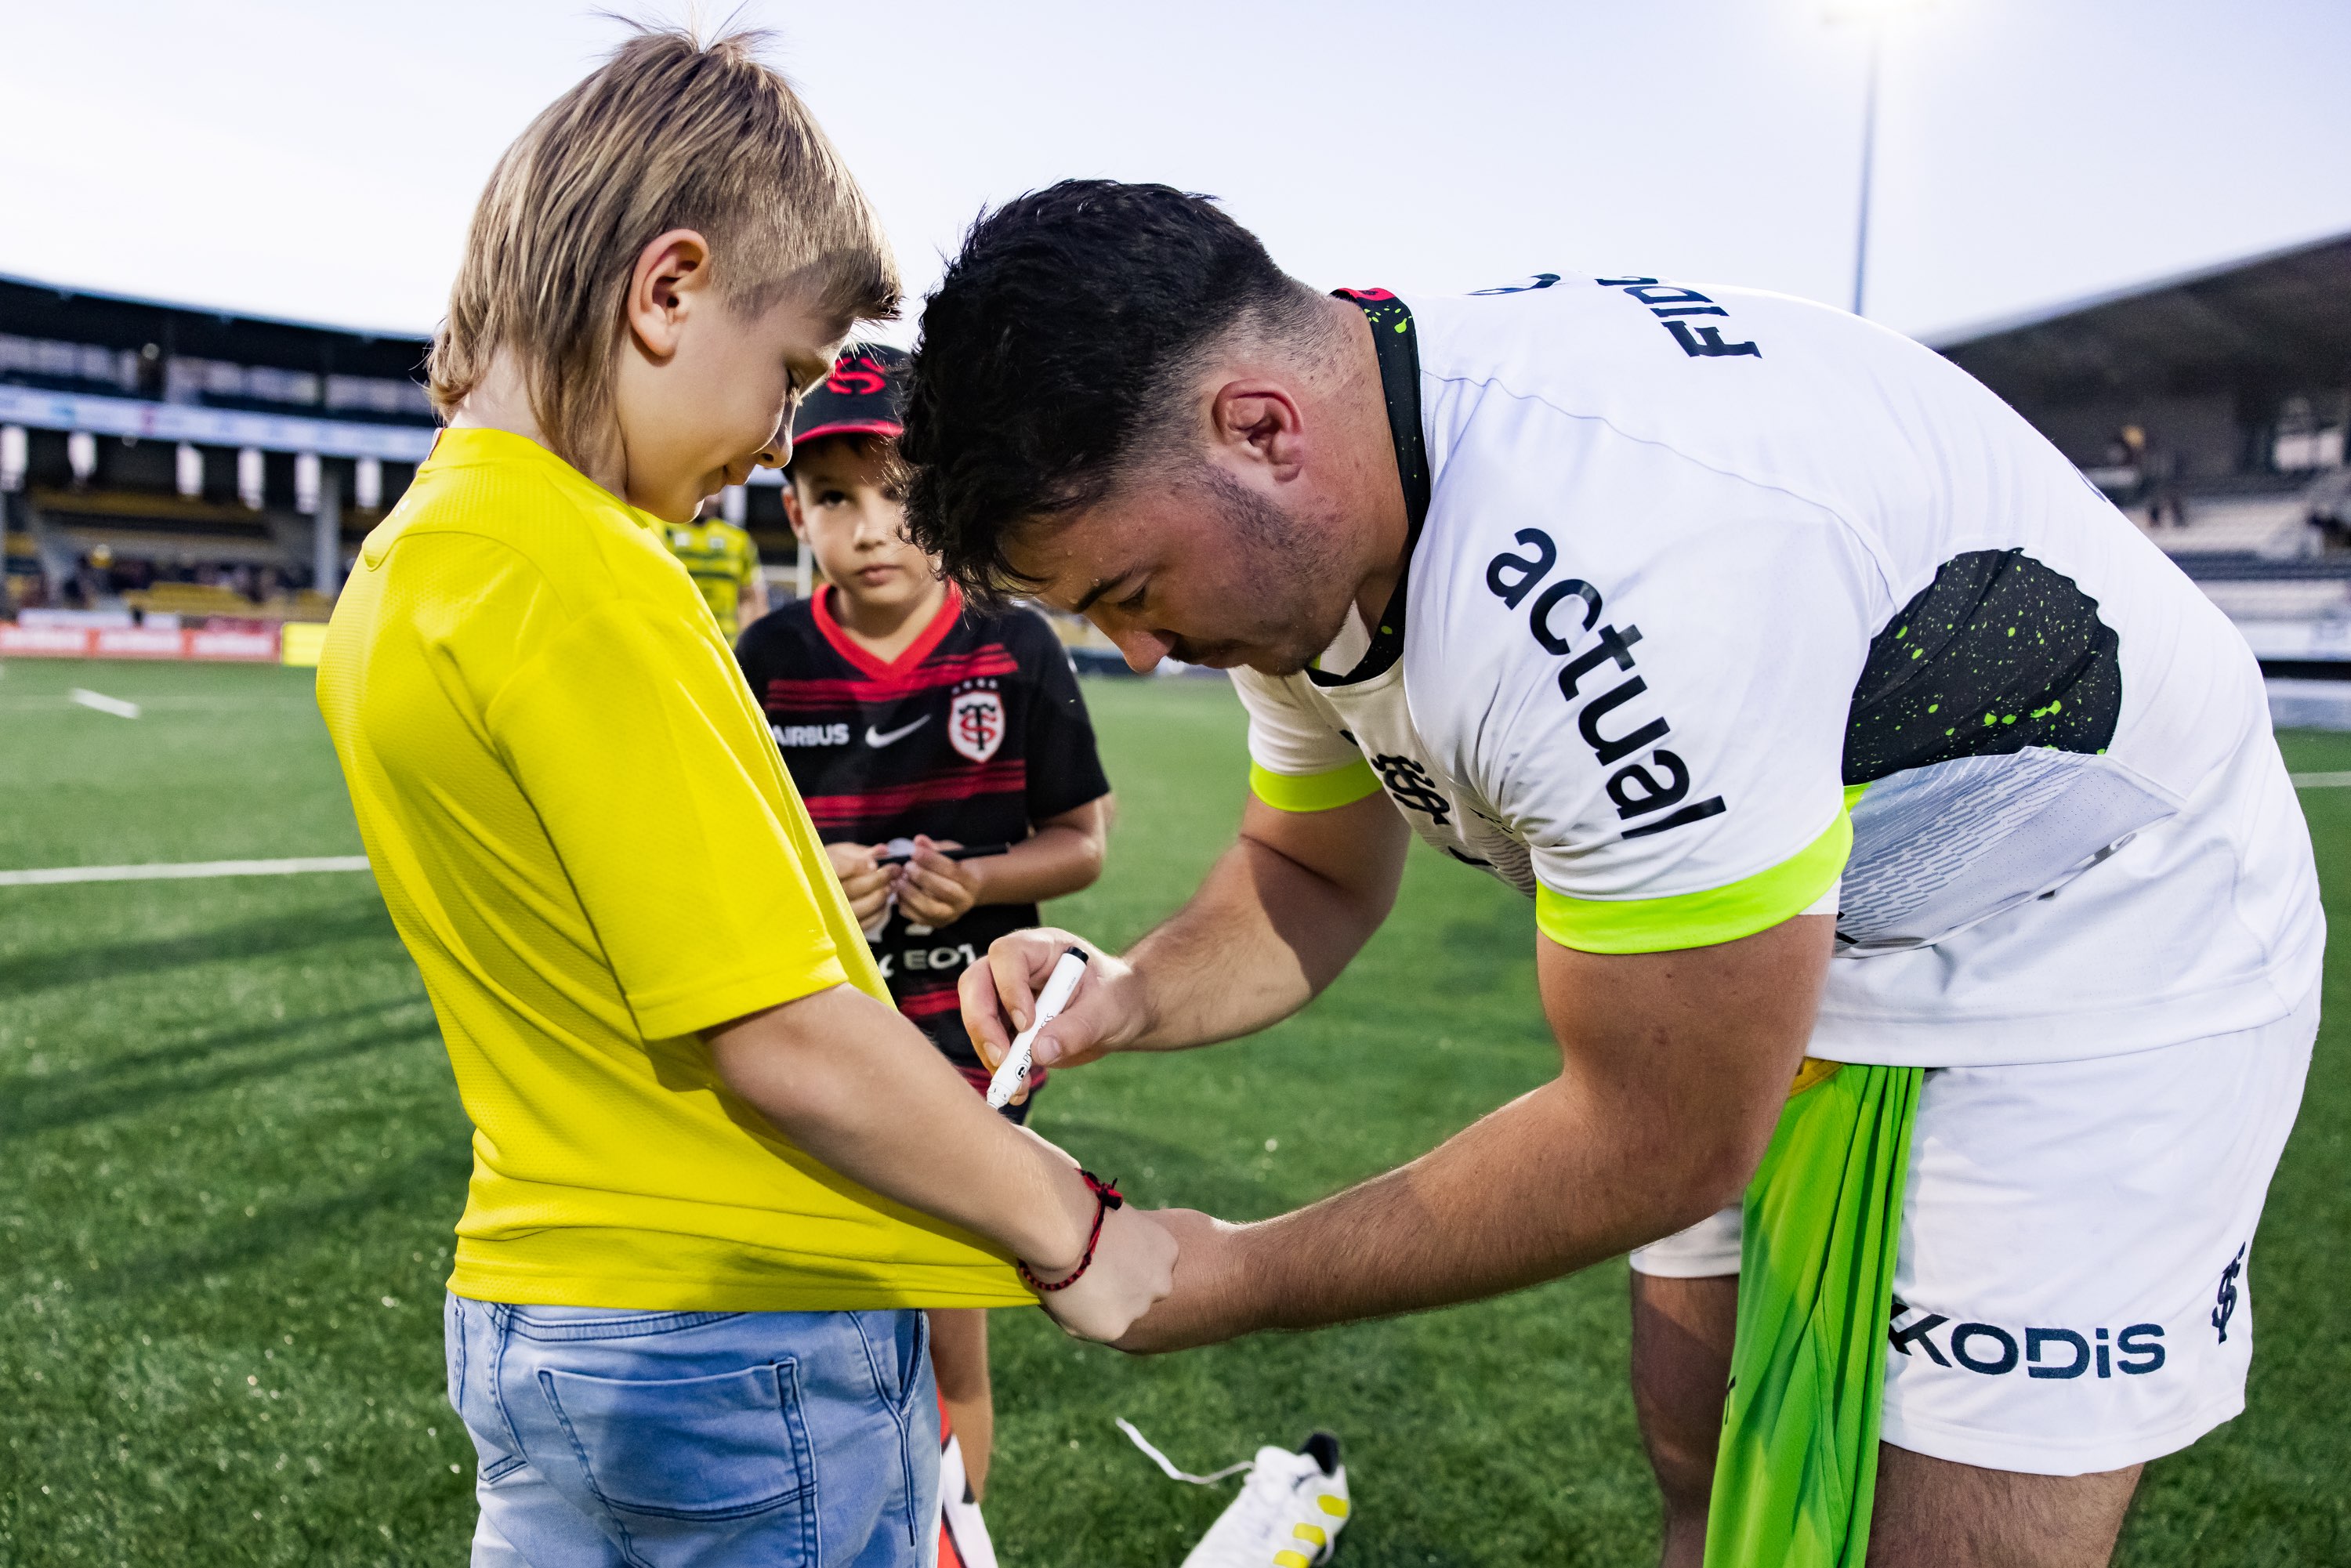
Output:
[1628, 986, 2318, 1475]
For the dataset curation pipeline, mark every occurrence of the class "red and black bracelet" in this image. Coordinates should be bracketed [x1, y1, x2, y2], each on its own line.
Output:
[1018, 1168, 1124, 1294]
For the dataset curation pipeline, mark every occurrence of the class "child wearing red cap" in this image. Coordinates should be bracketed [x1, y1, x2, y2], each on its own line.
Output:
[737, 343, 1115, 1508]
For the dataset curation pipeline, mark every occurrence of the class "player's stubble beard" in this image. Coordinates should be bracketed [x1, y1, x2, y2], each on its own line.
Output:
[1173, 465, 1360, 678]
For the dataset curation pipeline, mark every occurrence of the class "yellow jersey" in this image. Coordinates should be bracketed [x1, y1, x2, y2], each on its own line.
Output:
[660, 516, 763, 641]
[315, 426, 1027, 1310]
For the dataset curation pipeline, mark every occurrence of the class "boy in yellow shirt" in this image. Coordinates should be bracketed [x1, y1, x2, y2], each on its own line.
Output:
[314, 28, 1172, 1563]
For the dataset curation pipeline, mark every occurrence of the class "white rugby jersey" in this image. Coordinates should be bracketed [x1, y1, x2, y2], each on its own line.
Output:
[1233, 281, 2322, 1066]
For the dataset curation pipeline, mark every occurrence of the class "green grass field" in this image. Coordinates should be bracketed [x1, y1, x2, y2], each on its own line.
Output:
[0, 656, 2344, 1566]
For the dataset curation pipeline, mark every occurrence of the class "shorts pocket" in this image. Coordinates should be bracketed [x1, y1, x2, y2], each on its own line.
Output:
[447, 1297, 527, 1485]
[875, 1309, 930, 1415]
[538, 1359, 816, 1551]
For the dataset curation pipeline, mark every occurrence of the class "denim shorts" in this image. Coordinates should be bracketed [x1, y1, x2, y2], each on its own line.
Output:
[445, 1294, 938, 1567]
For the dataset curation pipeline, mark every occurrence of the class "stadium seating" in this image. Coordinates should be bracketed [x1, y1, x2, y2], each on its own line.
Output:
[2139, 493, 2322, 558]
[121, 581, 335, 624]
[2193, 578, 2351, 621]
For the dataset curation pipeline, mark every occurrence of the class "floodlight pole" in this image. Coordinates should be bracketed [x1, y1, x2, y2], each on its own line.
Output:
[1852, 18, 1882, 317]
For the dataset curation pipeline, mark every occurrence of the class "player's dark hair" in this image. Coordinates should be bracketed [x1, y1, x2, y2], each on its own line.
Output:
[900, 179, 1321, 603]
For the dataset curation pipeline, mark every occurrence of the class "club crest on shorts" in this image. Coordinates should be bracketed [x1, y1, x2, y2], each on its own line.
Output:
[2213, 1242, 2245, 1343]
[948, 684, 1006, 764]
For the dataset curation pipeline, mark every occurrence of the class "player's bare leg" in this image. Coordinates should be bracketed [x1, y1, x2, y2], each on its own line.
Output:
[1866, 1445, 2140, 1567]
[929, 1307, 995, 1499]
[1628, 1271, 1738, 1568]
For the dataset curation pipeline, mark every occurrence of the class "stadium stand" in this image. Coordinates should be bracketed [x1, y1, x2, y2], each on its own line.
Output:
[1934, 230, 2351, 692]
[7, 246, 2337, 682]
[0, 273, 432, 623]
[0, 271, 809, 629]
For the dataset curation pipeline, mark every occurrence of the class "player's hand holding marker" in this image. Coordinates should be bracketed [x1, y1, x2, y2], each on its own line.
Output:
[962, 927, 1155, 1106]
[985, 947, 1088, 1108]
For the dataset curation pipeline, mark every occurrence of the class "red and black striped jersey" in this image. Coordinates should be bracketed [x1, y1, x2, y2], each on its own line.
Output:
[735, 585, 1110, 1076]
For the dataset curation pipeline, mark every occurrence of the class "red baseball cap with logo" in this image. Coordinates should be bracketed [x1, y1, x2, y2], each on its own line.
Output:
[790, 342, 908, 451]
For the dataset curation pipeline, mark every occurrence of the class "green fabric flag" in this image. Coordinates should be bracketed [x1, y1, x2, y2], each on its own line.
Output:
[1702, 1061, 1925, 1568]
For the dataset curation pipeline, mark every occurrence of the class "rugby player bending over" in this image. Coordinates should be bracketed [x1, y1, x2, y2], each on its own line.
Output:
[909, 182, 2321, 1567]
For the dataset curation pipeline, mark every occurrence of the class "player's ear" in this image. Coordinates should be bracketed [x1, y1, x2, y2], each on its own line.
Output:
[623, 228, 712, 362]
[1208, 379, 1306, 480]
[781, 483, 808, 540]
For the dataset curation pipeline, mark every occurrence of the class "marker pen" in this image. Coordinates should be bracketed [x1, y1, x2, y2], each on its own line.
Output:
[986, 947, 1089, 1109]
[874, 842, 1009, 867]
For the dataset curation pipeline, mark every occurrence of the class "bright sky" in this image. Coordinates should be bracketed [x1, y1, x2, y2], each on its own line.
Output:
[2, 0, 2345, 347]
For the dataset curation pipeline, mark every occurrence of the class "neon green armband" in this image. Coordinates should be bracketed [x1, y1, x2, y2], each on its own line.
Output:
[1248, 759, 1383, 813]
[1536, 809, 1853, 954]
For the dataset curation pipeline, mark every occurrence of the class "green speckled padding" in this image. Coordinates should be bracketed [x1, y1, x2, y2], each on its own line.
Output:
[1843, 550, 2122, 786]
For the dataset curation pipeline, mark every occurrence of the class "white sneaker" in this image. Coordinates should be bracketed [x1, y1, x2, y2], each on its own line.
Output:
[1178, 1433, 1350, 1568]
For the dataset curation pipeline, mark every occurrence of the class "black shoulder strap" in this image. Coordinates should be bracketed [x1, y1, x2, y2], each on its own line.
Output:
[1310, 289, 1429, 688]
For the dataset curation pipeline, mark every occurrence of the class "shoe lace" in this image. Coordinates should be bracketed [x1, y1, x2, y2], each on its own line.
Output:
[1118, 1421, 1319, 1552]
[1115, 1418, 1255, 1486]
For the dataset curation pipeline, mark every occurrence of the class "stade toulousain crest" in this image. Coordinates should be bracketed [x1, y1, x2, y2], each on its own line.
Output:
[948, 683, 1006, 764]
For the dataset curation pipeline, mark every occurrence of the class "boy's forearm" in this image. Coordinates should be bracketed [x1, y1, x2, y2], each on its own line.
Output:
[708, 984, 1095, 1269]
[974, 824, 1101, 906]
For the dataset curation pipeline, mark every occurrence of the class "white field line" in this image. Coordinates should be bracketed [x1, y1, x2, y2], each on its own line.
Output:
[68, 687, 141, 719]
[0, 856, 370, 888]
[6, 782, 2346, 886]
[0, 695, 283, 712]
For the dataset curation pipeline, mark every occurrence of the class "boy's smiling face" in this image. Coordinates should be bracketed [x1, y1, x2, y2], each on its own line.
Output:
[607, 229, 851, 524]
[787, 436, 937, 614]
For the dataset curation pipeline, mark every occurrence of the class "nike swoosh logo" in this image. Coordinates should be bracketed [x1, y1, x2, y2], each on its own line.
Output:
[864, 715, 931, 748]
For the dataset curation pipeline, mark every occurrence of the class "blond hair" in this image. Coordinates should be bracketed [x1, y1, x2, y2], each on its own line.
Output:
[429, 25, 898, 470]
